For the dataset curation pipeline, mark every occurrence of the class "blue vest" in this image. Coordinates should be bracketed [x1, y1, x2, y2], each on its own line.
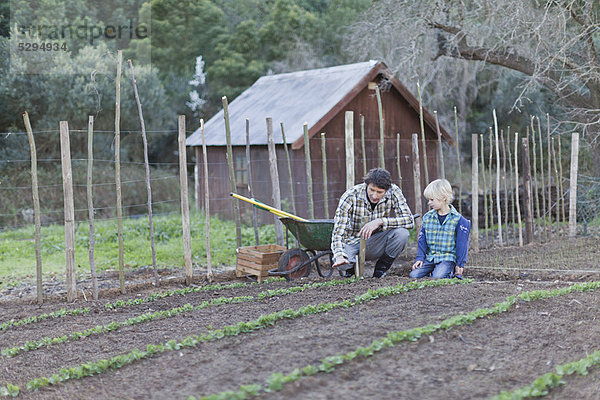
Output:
[422, 206, 460, 263]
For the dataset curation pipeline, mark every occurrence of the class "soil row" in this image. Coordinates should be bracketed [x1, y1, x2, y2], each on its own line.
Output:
[1, 278, 586, 399]
[261, 290, 600, 400]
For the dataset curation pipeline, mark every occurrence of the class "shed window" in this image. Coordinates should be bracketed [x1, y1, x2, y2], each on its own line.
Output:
[235, 153, 248, 185]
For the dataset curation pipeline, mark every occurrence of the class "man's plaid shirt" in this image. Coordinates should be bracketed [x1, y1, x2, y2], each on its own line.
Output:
[331, 183, 414, 260]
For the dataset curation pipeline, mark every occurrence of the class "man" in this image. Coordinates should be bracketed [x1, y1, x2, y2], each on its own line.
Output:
[331, 168, 414, 278]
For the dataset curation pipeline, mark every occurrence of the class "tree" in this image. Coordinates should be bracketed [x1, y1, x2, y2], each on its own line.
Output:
[147, 0, 227, 77]
[0, 37, 175, 161]
[348, 0, 600, 173]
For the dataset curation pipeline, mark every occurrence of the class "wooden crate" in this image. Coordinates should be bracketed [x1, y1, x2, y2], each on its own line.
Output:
[236, 244, 286, 282]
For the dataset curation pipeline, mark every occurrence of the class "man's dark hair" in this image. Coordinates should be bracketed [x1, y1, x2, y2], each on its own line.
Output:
[363, 168, 392, 190]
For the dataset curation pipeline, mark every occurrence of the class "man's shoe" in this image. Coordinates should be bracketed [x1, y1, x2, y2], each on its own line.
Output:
[372, 267, 388, 278]
[342, 268, 355, 278]
[372, 253, 395, 278]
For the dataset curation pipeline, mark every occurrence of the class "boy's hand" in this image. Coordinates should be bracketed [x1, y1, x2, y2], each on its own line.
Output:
[412, 260, 423, 270]
[455, 266, 464, 275]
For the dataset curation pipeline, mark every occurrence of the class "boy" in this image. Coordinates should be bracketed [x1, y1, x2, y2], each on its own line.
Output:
[410, 179, 470, 279]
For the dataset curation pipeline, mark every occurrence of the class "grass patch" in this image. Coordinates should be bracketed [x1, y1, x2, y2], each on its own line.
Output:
[0, 212, 277, 279]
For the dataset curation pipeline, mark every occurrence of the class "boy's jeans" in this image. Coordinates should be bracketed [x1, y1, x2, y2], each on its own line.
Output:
[409, 260, 455, 279]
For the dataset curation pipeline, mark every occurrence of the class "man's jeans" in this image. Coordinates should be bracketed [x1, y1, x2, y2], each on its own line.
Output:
[409, 260, 455, 279]
[340, 227, 409, 270]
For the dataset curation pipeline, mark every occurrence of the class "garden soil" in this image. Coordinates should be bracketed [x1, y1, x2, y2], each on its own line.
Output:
[1, 242, 600, 399]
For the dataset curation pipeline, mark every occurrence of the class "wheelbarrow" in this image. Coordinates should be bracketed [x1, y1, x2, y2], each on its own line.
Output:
[271, 213, 423, 280]
[268, 217, 336, 281]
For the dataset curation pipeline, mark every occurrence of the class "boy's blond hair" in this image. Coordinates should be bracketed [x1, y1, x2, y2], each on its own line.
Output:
[423, 179, 454, 204]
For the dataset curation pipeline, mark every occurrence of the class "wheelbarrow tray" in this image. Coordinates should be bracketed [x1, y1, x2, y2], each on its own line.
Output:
[279, 217, 334, 251]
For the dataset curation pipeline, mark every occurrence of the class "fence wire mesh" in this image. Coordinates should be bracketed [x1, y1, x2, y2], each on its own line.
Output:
[577, 175, 600, 236]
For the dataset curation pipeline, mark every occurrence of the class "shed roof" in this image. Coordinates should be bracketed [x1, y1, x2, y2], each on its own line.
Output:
[186, 60, 453, 147]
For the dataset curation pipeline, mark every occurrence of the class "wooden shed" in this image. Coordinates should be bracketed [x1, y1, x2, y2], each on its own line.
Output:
[186, 60, 454, 222]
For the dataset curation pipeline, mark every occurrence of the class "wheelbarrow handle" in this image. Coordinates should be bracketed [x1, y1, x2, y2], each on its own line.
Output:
[230, 192, 308, 222]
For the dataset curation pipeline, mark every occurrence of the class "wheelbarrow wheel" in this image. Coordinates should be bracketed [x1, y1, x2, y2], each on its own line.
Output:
[278, 249, 310, 281]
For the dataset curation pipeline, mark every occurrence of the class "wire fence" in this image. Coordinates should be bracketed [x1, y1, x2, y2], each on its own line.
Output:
[577, 175, 600, 236]
[1, 125, 598, 241]
[1, 112, 600, 307]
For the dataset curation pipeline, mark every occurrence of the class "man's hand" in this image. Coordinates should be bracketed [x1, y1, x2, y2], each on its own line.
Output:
[359, 218, 383, 240]
[455, 266, 464, 276]
[332, 256, 349, 269]
[412, 260, 423, 270]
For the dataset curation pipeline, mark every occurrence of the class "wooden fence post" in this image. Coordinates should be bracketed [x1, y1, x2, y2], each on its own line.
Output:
[361, 115, 367, 177]
[267, 117, 284, 245]
[544, 115, 552, 239]
[222, 96, 242, 248]
[454, 107, 462, 213]
[195, 147, 201, 211]
[434, 111, 445, 179]
[303, 122, 314, 219]
[114, 50, 125, 294]
[529, 120, 541, 241]
[321, 132, 329, 219]
[471, 134, 479, 252]
[522, 138, 534, 244]
[86, 115, 98, 299]
[345, 112, 355, 190]
[247, 119, 259, 245]
[558, 136, 566, 228]
[500, 128, 509, 244]
[487, 129, 494, 246]
[480, 134, 488, 245]
[60, 121, 77, 302]
[568, 132, 579, 237]
[129, 59, 158, 286]
[280, 123, 297, 216]
[358, 216, 367, 277]
[412, 134, 423, 235]
[178, 116, 193, 284]
[507, 127, 517, 243]
[396, 133, 403, 189]
[201, 119, 213, 281]
[493, 109, 503, 246]
[514, 132, 523, 246]
[281, 122, 297, 247]
[417, 81, 429, 183]
[551, 137, 560, 234]
[376, 86, 385, 169]
[536, 116, 548, 240]
[24, 112, 43, 304]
